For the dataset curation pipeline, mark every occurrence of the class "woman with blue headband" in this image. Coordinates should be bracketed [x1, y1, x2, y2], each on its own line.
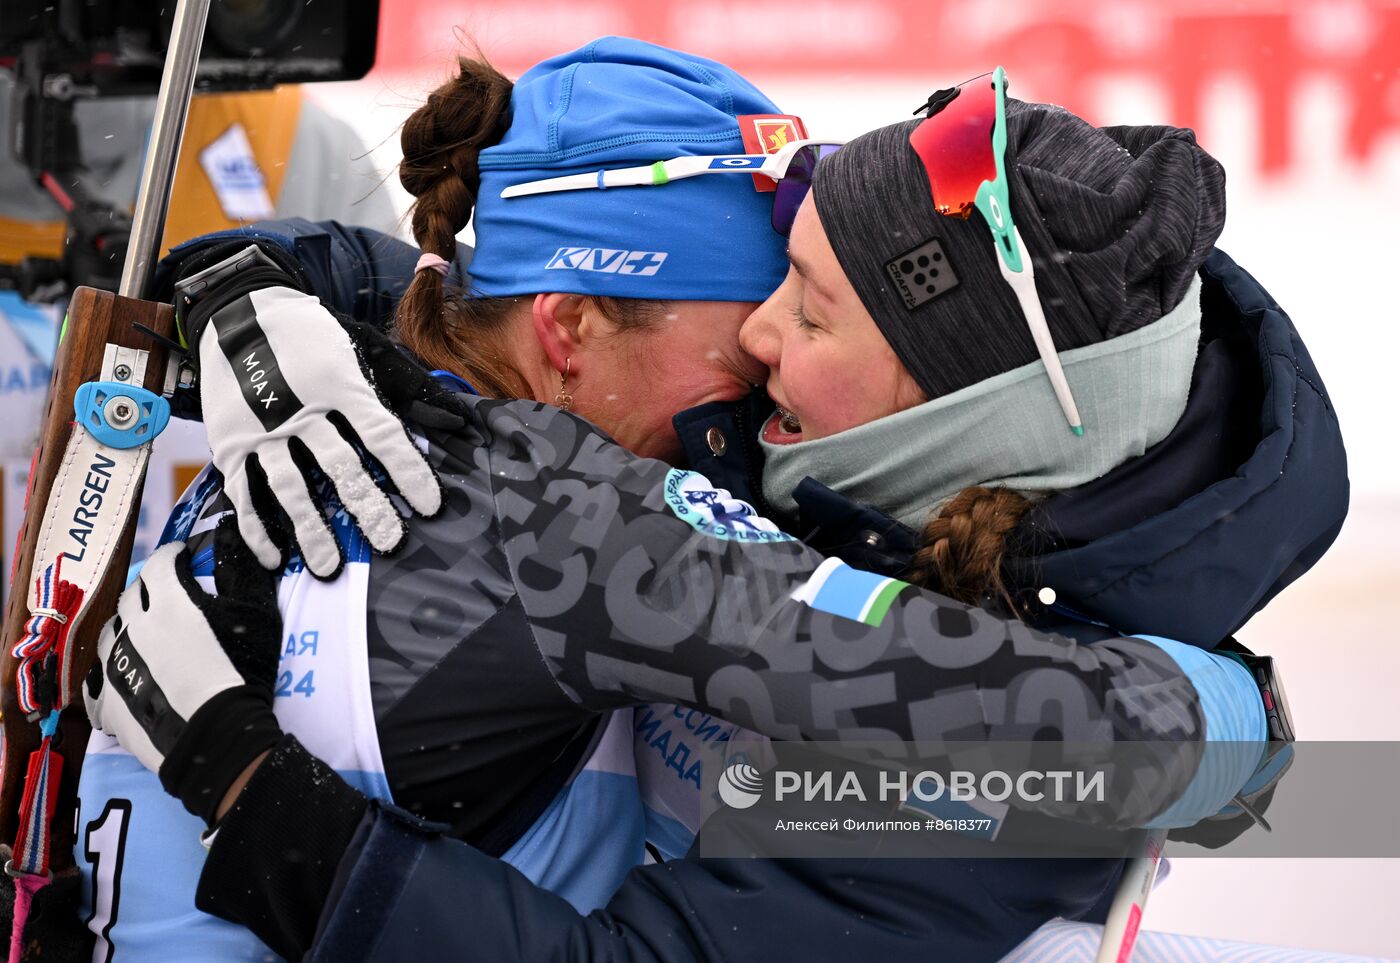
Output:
[75, 52, 1333, 963]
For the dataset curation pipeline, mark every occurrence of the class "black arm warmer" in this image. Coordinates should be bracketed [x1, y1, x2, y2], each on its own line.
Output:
[196, 734, 369, 961]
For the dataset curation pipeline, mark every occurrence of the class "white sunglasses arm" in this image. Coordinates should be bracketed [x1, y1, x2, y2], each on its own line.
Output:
[501, 167, 652, 198]
[998, 226, 1084, 434]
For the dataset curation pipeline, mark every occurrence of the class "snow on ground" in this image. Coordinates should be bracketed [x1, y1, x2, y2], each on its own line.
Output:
[307, 72, 1400, 956]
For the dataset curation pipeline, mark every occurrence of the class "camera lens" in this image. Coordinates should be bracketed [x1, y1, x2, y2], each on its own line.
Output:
[208, 0, 303, 57]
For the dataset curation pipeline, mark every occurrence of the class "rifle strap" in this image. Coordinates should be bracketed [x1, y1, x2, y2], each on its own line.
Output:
[26, 424, 152, 705]
[8, 711, 62, 880]
[4, 364, 161, 893]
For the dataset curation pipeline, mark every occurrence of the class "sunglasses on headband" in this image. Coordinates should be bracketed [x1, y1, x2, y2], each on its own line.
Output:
[500, 138, 844, 236]
[910, 66, 1083, 435]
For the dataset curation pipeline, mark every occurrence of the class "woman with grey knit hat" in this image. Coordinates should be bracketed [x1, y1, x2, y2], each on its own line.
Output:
[747, 81, 1236, 607]
[716, 71, 1345, 959]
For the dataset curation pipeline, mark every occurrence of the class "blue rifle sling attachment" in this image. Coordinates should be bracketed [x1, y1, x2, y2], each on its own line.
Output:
[73, 382, 172, 450]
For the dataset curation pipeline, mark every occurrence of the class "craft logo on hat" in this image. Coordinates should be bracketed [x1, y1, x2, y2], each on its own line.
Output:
[884, 237, 959, 310]
[738, 113, 809, 192]
[545, 247, 669, 276]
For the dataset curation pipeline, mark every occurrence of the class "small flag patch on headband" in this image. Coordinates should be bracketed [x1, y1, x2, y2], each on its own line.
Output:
[791, 558, 910, 627]
[738, 114, 808, 192]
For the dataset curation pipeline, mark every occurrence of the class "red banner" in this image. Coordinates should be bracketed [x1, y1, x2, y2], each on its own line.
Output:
[374, 0, 1400, 175]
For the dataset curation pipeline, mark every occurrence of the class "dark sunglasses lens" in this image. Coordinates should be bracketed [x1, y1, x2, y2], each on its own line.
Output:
[772, 180, 809, 237]
[771, 144, 841, 236]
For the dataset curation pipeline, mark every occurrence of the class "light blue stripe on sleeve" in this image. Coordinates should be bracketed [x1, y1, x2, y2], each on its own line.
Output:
[811, 563, 887, 621]
[1134, 635, 1267, 829]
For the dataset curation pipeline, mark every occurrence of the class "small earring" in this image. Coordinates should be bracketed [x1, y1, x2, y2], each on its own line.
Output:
[554, 358, 573, 411]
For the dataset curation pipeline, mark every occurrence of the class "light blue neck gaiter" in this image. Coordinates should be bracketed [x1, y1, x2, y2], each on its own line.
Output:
[760, 276, 1203, 528]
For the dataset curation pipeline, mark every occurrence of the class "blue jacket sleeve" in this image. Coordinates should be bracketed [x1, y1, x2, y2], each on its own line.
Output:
[150, 218, 474, 328]
[1136, 635, 1267, 829]
[308, 802, 1121, 963]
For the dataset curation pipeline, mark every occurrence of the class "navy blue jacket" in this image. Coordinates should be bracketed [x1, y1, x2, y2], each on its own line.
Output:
[157, 224, 1347, 962]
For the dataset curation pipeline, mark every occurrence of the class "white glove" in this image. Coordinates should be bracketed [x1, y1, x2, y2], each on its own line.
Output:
[84, 525, 284, 824]
[191, 279, 457, 578]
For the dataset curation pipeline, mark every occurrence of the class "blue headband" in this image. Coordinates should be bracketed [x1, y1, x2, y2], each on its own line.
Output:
[468, 37, 789, 302]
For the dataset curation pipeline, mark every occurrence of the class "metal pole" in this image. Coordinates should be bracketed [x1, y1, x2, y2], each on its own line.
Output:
[118, 0, 213, 300]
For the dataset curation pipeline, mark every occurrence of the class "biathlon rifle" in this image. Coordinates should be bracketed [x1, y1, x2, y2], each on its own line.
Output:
[0, 0, 212, 955]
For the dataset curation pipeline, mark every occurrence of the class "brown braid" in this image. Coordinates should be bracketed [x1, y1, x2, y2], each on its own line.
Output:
[394, 55, 523, 398]
[906, 486, 1035, 613]
[393, 54, 672, 400]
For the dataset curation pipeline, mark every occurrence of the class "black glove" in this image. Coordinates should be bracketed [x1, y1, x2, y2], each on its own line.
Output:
[338, 316, 474, 432]
[84, 520, 284, 825]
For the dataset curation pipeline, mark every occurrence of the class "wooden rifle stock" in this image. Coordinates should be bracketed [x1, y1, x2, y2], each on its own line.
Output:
[0, 289, 176, 872]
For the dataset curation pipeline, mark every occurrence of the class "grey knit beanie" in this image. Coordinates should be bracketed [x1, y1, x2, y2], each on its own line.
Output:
[811, 99, 1227, 400]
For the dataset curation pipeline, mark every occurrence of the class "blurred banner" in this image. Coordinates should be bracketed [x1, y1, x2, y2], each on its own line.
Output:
[374, 0, 1400, 175]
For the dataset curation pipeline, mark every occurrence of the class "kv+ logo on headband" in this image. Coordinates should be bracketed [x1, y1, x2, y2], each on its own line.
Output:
[545, 247, 669, 276]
